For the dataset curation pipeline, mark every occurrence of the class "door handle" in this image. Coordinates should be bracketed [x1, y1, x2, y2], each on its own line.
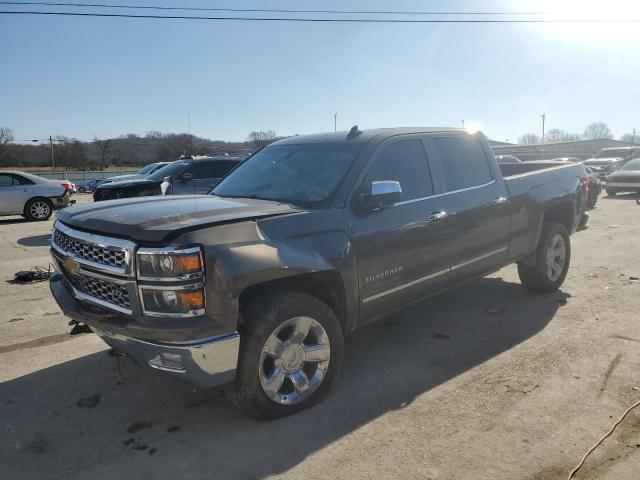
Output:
[487, 196, 508, 206]
[426, 211, 449, 222]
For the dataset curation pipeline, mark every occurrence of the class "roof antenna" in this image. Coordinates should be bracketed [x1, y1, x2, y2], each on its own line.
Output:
[347, 125, 363, 139]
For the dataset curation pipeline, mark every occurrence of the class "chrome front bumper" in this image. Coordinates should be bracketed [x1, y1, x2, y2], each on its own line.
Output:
[50, 271, 240, 389]
[96, 330, 240, 388]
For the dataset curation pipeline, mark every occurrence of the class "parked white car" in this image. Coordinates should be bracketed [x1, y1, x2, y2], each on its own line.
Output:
[0, 171, 73, 221]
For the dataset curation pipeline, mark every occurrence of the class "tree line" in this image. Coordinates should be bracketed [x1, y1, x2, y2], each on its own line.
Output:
[0, 128, 280, 170]
[518, 122, 638, 145]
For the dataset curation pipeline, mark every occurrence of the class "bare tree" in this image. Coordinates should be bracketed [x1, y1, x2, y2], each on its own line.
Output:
[67, 140, 89, 171]
[545, 129, 581, 143]
[518, 132, 541, 145]
[247, 130, 277, 148]
[583, 122, 613, 140]
[620, 132, 639, 144]
[0, 127, 15, 165]
[94, 137, 112, 170]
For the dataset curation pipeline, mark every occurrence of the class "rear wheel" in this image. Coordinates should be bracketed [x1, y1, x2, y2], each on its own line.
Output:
[224, 292, 344, 420]
[606, 188, 617, 197]
[518, 222, 571, 292]
[24, 198, 53, 221]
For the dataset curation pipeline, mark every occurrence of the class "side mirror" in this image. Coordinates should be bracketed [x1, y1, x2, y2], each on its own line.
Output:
[179, 172, 194, 181]
[359, 180, 402, 210]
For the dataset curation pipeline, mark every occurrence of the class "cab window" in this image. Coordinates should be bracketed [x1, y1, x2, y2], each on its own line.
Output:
[365, 139, 434, 201]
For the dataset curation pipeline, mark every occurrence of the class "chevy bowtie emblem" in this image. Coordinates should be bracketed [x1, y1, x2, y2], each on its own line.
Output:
[62, 256, 80, 274]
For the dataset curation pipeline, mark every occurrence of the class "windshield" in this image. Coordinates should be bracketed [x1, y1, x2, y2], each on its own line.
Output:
[148, 160, 190, 181]
[213, 144, 360, 207]
[621, 159, 640, 171]
[594, 149, 629, 158]
[137, 163, 158, 175]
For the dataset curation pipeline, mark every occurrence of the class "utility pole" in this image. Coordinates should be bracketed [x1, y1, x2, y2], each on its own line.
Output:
[462, 120, 465, 128]
[540, 113, 546, 160]
[49, 135, 55, 172]
[633, 128, 636, 144]
[334, 113, 337, 132]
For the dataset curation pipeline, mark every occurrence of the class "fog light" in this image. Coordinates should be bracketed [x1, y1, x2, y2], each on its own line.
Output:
[149, 352, 185, 372]
[160, 352, 183, 369]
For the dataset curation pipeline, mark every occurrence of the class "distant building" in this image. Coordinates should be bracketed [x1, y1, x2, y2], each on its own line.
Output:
[492, 139, 637, 161]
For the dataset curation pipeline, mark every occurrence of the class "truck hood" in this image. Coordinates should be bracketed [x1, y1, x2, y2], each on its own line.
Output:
[104, 174, 147, 183]
[97, 178, 161, 189]
[57, 195, 303, 243]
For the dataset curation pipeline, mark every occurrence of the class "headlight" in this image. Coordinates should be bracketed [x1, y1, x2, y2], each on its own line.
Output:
[140, 286, 205, 315]
[137, 246, 203, 280]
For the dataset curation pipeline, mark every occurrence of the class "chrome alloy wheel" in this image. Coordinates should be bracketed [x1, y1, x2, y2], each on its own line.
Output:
[30, 201, 51, 220]
[545, 233, 566, 281]
[259, 316, 331, 405]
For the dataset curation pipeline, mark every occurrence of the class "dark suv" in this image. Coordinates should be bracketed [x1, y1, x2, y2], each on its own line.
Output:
[93, 155, 243, 201]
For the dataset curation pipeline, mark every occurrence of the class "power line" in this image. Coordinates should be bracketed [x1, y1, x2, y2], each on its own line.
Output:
[0, 1, 552, 16]
[2, 10, 639, 23]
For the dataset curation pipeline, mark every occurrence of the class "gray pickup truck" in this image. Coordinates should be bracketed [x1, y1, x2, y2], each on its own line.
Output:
[50, 127, 589, 419]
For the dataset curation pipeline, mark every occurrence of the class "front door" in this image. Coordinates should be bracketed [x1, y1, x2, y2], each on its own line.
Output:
[351, 136, 452, 321]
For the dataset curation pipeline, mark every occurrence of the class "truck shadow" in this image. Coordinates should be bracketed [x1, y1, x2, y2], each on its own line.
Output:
[0, 276, 566, 479]
[16, 234, 52, 247]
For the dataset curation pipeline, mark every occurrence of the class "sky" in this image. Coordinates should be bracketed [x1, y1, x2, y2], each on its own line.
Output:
[1, 0, 640, 143]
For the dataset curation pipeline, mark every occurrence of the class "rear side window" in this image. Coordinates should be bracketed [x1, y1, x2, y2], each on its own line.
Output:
[0, 174, 14, 186]
[431, 136, 493, 192]
[187, 160, 239, 179]
[365, 139, 434, 201]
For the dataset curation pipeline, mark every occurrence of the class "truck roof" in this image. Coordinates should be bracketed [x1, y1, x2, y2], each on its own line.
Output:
[271, 127, 467, 147]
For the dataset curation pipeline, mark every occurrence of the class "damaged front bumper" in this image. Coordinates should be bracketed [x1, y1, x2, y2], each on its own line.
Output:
[50, 272, 240, 388]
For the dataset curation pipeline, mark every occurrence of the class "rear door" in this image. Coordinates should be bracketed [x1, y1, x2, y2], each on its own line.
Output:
[424, 133, 510, 277]
[0, 174, 28, 214]
[351, 135, 452, 320]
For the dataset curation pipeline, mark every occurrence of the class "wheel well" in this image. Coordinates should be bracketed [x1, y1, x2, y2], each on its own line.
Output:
[238, 271, 348, 332]
[543, 202, 573, 232]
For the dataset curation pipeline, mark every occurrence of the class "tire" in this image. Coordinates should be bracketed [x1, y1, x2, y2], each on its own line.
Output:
[518, 222, 571, 293]
[78, 187, 86, 193]
[24, 197, 53, 221]
[224, 291, 344, 420]
[606, 188, 617, 197]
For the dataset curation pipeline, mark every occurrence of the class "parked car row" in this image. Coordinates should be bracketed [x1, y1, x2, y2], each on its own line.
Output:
[92, 155, 243, 201]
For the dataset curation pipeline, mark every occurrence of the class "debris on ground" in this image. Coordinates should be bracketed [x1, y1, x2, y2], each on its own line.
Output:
[9, 266, 52, 284]
[522, 384, 540, 394]
[70, 323, 92, 335]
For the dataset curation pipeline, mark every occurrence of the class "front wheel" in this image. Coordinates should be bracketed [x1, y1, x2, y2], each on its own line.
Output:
[518, 222, 571, 293]
[224, 292, 344, 420]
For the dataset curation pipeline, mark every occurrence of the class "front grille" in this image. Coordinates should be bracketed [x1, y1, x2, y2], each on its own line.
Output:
[65, 268, 131, 310]
[53, 228, 126, 268]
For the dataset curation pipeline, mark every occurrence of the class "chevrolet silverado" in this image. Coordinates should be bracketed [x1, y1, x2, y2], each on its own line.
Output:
[50, 127, 589, 419]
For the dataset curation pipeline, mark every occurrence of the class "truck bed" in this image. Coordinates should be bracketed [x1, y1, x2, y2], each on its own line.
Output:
[501, 161, 586, 262]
